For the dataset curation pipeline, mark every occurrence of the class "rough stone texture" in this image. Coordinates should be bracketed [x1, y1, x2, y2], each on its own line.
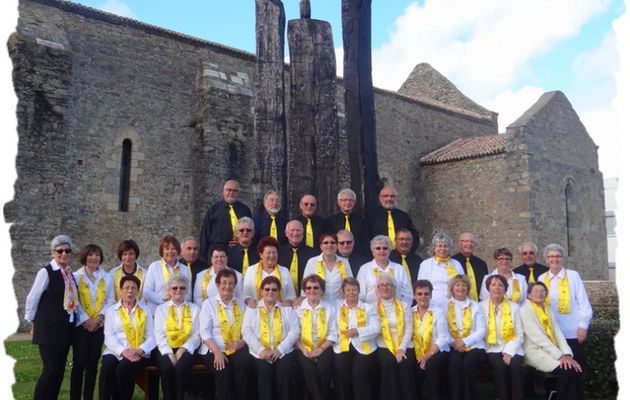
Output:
[584, 281, 618, 307]
[287, 18, 339, 217]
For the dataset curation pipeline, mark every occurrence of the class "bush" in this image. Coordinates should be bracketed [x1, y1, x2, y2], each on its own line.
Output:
[583, 306, 618, 399]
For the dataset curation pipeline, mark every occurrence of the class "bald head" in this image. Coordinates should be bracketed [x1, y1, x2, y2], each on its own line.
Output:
[458, 232, 476, 257]
[222, 180, 240, 203]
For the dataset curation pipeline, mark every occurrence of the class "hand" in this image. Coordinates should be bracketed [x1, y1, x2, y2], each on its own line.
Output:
[293, 297, 305, 308]
[395, 349, 406, 363]
[163, 292, 172, 301]
[309, 347, 324, 359]
[227, 339, 245, 352]
[29, 322, 35, 335]
[168, 353, 178, 366]
[83, 317, 100, 332]
[122, 348, 141, 362]
[281, 299, 294, 307]
[270, 349, 281, 362]
[451, 339, 466, 352]
[343, 328, 359, 338]
[559, 355, 574, 370]
[502, 353, 512, 366]
[175, 347, 187, 361]
[418, 353, 432, 370]
[577, 328, 587, 343]
[213, 351, 228, 370]
[259, 349, 273, 361]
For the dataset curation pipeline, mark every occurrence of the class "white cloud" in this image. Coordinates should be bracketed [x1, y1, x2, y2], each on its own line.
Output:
[481, 86, 545, 132]
[97, 0, 135, 18]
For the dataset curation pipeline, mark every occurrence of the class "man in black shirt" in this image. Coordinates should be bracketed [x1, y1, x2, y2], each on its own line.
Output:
[180, 237, 206, 290]
[295, 194, 326, 248]
[253, 190, 287, 245]
[326, 188, 369, 253]
[227, 216, 260, 274]
[513, 242, 548, 284]
[389, 229, 422, 284]
[336, 230, 370, 277]
[366, 186, 419, 253]
[452, 232, 488, 302]
[278, 219, 317, 294]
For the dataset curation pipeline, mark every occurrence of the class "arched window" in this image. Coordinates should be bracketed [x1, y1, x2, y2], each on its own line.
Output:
[118, 139, 132, 212]
[564, 178, 577, 256]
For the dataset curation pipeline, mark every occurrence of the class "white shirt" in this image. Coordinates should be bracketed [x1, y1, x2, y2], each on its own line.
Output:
[24, 260, 88, 324]
[480, 299, 524, 356]
[102, 300, 155, 360]
[141, 259, 192, 312]
[356, 260, 413, 305]
[73, 266, 115, 317]
[446, 298, 486, 350]
[302, 254, 353, 302]
[417, 257, 465, 308]
[296, 299, 338, 348]
[479, 269, 528, 305]
[332, 299, 380, 355]
[410, 303, 450, 352]
[375, 297, 413, 352]
[199, 295, 246, 355]
[154, 300, 201, 355]
[242, 300, 299, 360]
[242, 263, 297, 302]
[193, 267, 243, 305]
[538, 268, 593, 339]
[109, 263, 146, 301]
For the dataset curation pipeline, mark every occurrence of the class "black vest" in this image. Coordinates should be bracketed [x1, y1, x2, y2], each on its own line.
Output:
[32, 264, 74, 346]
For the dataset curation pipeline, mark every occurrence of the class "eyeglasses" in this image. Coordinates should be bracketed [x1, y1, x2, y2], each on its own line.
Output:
[263, 287, 279, 292]
[170, 286, 186, 291]
[547, 255, 563, 259]
[521, 251, 535, 256]
[496, 257, 512, 261]
[378, 283, 393, 288]
[338, 241, 353, 245]
[224, 188, 239, 192]
[302, 202, 316, 206]
[305, 286, 320, 291]
[322, 241, 337, 245]
[374, 246, 389, 251]
[238, 228, 253, 233]
[415, 292, 431, 297]
[54, 249, 72, 254]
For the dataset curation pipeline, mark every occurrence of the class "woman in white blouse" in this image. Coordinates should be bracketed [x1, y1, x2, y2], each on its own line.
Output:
[242, 275, 299, 400]
[199, 268, 252, 400]
[481, 274, 525, 400]
[479, 248, 527, 305]
[302, 232, 353, 302]
[417, 232, 465, 308]
[153, 274, 201, 400]
[99, 275, 155, 400]
[295, 274, 337, 400]
[193, 244, 243, 304]
[446, 274, 486, 400]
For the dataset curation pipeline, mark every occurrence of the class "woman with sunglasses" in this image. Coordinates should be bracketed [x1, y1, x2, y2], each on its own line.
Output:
[71, 244, 115, 400]
[153, 274, 201, 400]
[302, 232, 353, 302]
[242, 275, 299, 400]
[479, 248, 527, 305]
[295, 274, 337, 400]
[193, 244, 243, 305]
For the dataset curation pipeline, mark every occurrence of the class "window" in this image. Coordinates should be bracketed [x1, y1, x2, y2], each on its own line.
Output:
[118, 139, 132, 212]
[564, 179, 577, 256]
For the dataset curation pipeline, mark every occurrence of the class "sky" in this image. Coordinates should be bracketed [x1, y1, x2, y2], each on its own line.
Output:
[0, 0, 628, 398]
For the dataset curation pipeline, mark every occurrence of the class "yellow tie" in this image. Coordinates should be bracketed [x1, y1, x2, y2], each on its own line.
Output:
[387, 210, 396, 249]
[270, 216, 278, 239]
[465, 257, 478, 301]
[305, 218, 314, 248]
[228, 204, 238, 235]
[243, 248, 250, 274]
[528, 267, 535, 284]
[401, 255, 412, 286]
[290, 248, 299, 292]
[344, 215, 351, 231]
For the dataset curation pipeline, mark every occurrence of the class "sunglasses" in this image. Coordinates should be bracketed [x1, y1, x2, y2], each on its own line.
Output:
[170, 286, 186, 291]
[238, 228, 253, 233]
[263, 287, 279, 292]
[305, 286, 320, 291]
[374, 246, 389, 251]
[322, 241, 337, 245]
[338, 241, 353, 245]
[54, 249, 72, 254]
[521, 251, 535, 256]
[302, 202, 316, 206]
[415, 292, 431, 297]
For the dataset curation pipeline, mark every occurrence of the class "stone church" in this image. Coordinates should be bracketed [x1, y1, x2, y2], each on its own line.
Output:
[5, 0, 607, 323]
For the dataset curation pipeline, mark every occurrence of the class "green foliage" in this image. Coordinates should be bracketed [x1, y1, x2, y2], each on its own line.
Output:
[584, 306, 619, 399]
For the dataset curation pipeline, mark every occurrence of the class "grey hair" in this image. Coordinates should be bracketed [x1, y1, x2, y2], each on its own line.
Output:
[447, 274, 471, 298]
[518, 242, 538, 254]
[431, 231, 452, 249]
[337, 188, 357, 201]
[166, 273, 189, 290]
[263, 190, 280, 202]
[370, 235, 392, 251]
[336, 229, 354, 240]
[181, 236, 198, 245]
[50, 235, 73, 251]
[543, 243, 565, 258]
[237, 216, 255, 229]
[376, 273, 396, 287]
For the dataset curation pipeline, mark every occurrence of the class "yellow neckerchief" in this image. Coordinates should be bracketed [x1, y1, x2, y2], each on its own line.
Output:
[216, 298, 243, 355]
[377, 298, 405, 355]
[434, 256, 458, 280]
[301, 304, 328, 352]
[372, 265, 394, 279]
[400, 255, 412, 289]
[413, 308, 433, 358]
[114, 265, 143, 301]
[447, 300, 472, 351]
[161, 259, 192, 287]
[530, 300, 558, 346]
[201, 267, 216, 301]
[511, 278, 521, 303]
[259, 304, 282, 350]
[166, 302, 193, 348]
[544, 270, 570, 314]
[339, 303, 371, 353]
[464, 257, 479, 301]
[486, 298, 516, 345]
[118, 302, 146, 348]
[316, 258, 349, 281]
[78, 273, 106, 319]
[255, 262, 283, 300]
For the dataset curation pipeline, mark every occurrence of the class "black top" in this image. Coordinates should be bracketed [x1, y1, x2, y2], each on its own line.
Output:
[33, 264, 75, 346]
[295, 214, 327, 248]
[180, 258, 207, 291]
[278, 242, 318, 289]
[513, 262, 549, 283]
[227, 244, 261, 274]
[326, 212, 370, 253]
[390, 250, 423, 283]
[365, 206, 420, 254]
[452, 253, 488, 299]
[342, 251, 372, 277]
[253, 209, 288, 245]
[199, 200, 252, 263]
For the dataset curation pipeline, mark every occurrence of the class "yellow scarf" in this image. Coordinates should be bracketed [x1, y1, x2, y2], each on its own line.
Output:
[486, 298, 516, 345]
[511, 279, 521, 303]
[256, 263, 283, 300]
[217, 299, 243, 355]
[413, 309, 433, 358]
[166, 303, 193, 348]
[544, 271, 570, 314]
[78, 274, 106, 319]
[161, 259, 192, 287]
[316, 259, 349, 281]
[259, 305, 282, 350]
[434, 256, 458, 279]
[201, 268, 215, 301]
[114, 266, 143, 301]
[464, 258, 479, 301]
[118, 304, 146, 348]
[377, 298, 405, 355]
[301, 306, 327, 352]
[447, 301, 472, 351]
[339, 304, 371, 353]
[372, 266, 394, 279]
[531, 301, 558, 346]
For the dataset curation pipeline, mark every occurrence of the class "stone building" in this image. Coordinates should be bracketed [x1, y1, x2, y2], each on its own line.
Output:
[4, 0, 607, 326]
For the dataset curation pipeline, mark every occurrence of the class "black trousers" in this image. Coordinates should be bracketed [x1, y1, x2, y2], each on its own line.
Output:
[296, 347, 334, 400]
[33, 343, 71, 400]
[70, 326, 104, 400]
[155, 349, 197, 400]
[448, 348, 486, 400]
[202, 347, 252, 400]
[487, 352, 525, 400]
[552, 365, 585, 400]
[253, 351, 296, 400]
[99, 354, 152, 400]
[413, 350, 449, 400]
[376, 347, 416, 400]
[566, 338, 587, 369]
[333, 346, 377, 400]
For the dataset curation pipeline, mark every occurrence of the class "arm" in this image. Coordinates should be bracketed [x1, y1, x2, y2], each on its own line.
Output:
[193, 271, 204, 305]
[24, 268, 49, 322]
[241, 307, 264, 357]
[432, 308, 450, 350]
[478, 275, 490, 301]
[462, 303, 486, 348]
[572, 272, 593, 340]
[153, 305, 172, 355]
[503, 303, 524, 357]
[139, 307, 156, 356]
[519, 304, 567, 360]
[182, 305, 201, 354]
[141, 264, 165, 306]
[277, 307, 300, 357]
[399, 303, 413, 351]
[357, 303, 382, 341]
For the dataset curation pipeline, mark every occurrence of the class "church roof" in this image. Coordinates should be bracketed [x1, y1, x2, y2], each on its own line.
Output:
[420, 134, 506, 165]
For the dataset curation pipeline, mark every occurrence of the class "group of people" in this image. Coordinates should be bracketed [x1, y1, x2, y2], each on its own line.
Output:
[24, 181, 592, 400]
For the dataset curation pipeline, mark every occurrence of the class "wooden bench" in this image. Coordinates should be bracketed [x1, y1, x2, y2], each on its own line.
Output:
[134, 362, 212, 400]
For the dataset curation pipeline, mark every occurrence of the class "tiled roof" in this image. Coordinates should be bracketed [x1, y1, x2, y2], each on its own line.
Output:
[420, 134, 506, 165]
